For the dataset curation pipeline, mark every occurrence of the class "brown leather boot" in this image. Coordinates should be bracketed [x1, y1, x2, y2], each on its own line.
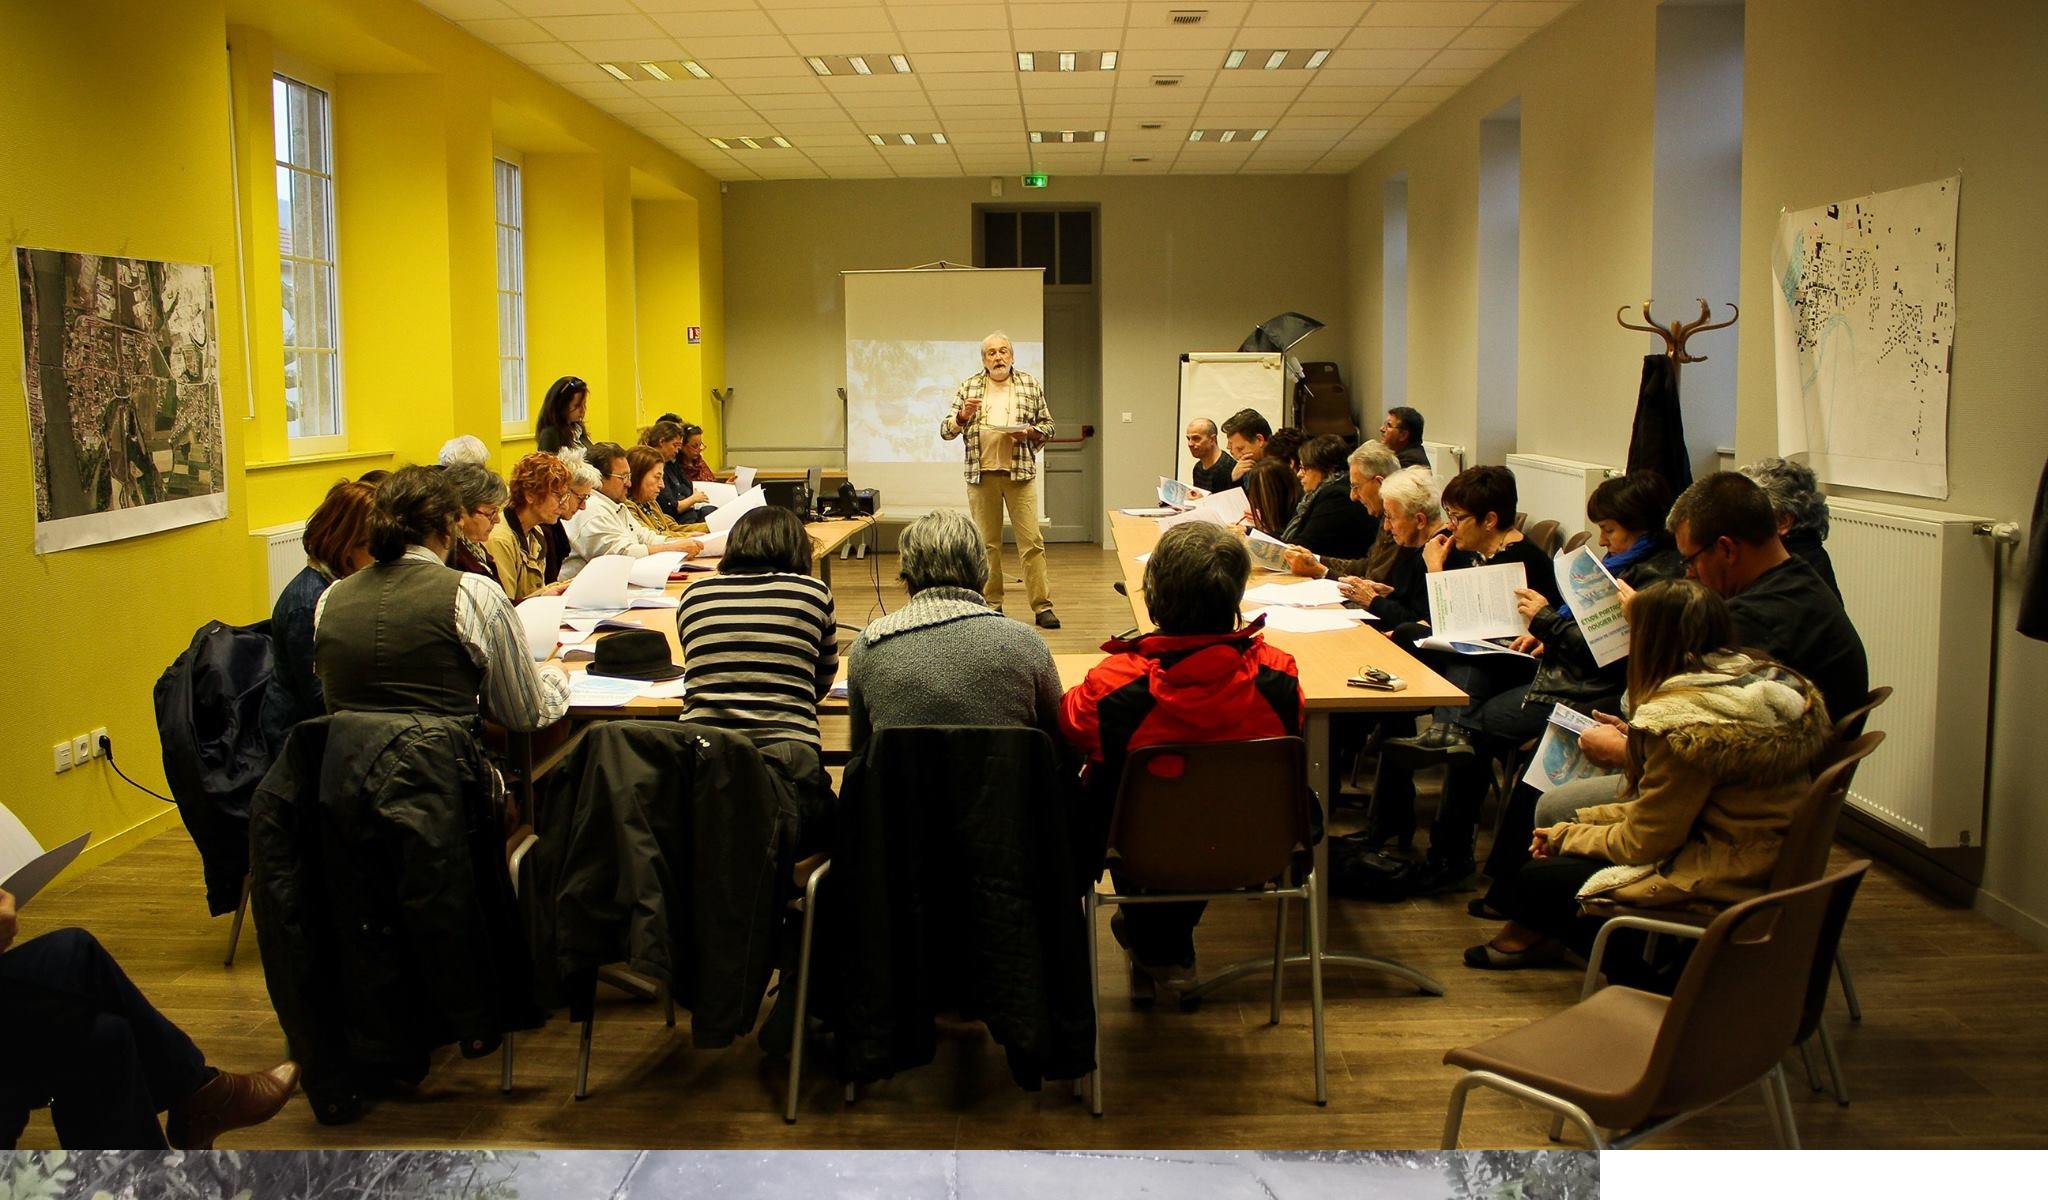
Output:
[166, 1062, 300, 1149]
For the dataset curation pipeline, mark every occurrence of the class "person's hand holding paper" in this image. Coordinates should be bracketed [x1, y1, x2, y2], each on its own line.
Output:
[1577, 711, 1630, 768]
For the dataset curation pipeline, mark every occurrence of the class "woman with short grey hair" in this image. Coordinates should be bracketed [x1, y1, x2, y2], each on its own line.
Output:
[442, 461, 511, 589]
[1741, 456, 1839, 597]
[845, 508, 1062, 757]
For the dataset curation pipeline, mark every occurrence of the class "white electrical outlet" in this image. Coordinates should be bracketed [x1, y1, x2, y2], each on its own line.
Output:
[1120, 412, 1133, 423]
[91, 727, 108, 758]
[53, 741, 73, 773]
[72, 734, 92, 764]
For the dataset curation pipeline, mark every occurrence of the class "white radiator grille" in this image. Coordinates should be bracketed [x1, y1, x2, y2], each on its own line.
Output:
[1421, 441, 1464, 477]
[253, 522, 308, 609]
[1828, 498, 1997, 848]
[1504, 453, 1615, 538]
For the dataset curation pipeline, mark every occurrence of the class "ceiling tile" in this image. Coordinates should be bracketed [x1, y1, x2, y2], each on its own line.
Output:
[890, 6, 1011, 33]
[1250, 2, 1371, 26]
[713, 57, 819, 78]
[1361, 4, 1491, 27]
[458, 17, 554, 43]
[1478, 2, 1574, 27]
[1119, 28, 1240, 51]
[569, 37, 686, 61]
[1288, 96, 1386, 115]
[1451, 24, 1539, 50]
[1124, 2, 1252, 26]
[771, 8, 898, 36]
[1233, 25, 1356, 45]
[501, 2, 644, 18]
[1328, 48, 1434, 70]
[906, 51, 1021, 72]
[1428, 47, 1504, 70]
[1370, 100, 1438, 118]
[1306, 67, 1417, 87]
[1010, 3, 1128, 30]
[420, 0, 518, 20]
[496, 40, 589, 66]
[1392, 83, 1459, 101]
[647, 8, 781, 38]
[664, 34, 795, 58]
[1341, 25, 1463, 49]
[534, 13, 664, 40]
[1408, 66, 1481, 85]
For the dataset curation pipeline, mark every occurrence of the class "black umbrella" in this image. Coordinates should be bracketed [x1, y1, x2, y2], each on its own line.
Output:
[1238, 311, 1324, 354]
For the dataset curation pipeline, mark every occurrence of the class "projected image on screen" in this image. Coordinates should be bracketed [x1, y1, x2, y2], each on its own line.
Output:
[846, 338, 1046, 464]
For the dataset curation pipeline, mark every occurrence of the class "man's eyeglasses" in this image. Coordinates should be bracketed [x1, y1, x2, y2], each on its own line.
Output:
[607, 471, 631, 481]
[1679, 545, 1708, 573]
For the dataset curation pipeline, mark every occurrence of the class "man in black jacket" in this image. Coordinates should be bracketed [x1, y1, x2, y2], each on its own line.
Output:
[1379, 406, 1431, 470]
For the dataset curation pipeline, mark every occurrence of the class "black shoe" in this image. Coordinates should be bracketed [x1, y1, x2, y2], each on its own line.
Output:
[1380, 724, 1475, 769]
[1113, 581, 1128, 596]
[1035, 608, 1062, 630]
[1401, 856, 1479, 898]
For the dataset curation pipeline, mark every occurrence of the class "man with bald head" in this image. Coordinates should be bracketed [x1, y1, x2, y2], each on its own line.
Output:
[1185, 417, 1237, 494]
[941, 332, 1059, 628]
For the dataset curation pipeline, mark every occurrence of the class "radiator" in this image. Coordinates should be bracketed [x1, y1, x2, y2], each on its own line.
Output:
[253, 521, 308, 609]
[1504, 453, 1615, 538]
[1828, 499, 1999, 848]
[1421, 441, 1465, 477]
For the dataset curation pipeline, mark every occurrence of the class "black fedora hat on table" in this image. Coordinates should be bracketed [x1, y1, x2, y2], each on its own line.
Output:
[584, 628, 683, 681]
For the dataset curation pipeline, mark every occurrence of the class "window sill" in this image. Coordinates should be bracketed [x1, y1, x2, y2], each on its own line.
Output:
[246, 448, 396, 473]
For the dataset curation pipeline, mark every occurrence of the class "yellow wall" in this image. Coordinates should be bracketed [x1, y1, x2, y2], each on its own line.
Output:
[634, 198, 710, 441]
[1344, 0, 2048, 944]
[0, 0, 723, 874]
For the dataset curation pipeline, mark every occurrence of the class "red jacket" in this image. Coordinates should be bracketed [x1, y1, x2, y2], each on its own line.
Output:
[1060, 621, 1305, 793]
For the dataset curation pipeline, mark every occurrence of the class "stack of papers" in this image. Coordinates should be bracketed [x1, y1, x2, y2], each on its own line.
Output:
[1246, 606, 1373, 634]
[1244, 578, 1348, 608]
[564, 556, 682, 613]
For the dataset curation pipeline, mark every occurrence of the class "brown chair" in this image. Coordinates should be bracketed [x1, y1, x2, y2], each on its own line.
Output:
[1524, 519, 1563, 559]
[1441, 862, 1871, 1149]
[1087, 737, 1327, 1111]
[1574, 732, 1883, 1110]
[1810, 687, 1891, 1032]
[1563, 530, 1592, 554]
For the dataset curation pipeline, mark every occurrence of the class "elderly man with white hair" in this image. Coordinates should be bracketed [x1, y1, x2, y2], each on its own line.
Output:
[940, 331, 1059, 628]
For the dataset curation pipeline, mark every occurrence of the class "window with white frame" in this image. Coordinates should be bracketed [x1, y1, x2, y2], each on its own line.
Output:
[494, 158, 528, 427]
[274, 73, 343, 447]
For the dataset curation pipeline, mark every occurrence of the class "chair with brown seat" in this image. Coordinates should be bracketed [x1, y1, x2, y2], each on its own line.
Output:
[1524, 519, 1563, 558]
[1809, 687, 1891, 1032]
[1570, 731, 1882, 1111]
[1087, 736, 1327, 1112]
[1441, 861, 1871, 1149]
[1563, 529, 1592, 554]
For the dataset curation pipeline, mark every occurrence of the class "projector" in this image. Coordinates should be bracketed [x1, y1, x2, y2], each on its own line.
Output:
[821, 481, 878, 519]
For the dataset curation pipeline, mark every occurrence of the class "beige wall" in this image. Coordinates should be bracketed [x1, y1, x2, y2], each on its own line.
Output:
[722, 176, 1351, 523]
[1345, 0, 2048, 944]
[1739, 0, 2048, 942]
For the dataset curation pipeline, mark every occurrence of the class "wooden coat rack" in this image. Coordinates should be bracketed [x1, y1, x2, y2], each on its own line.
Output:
[1616, 298, 1739, 369]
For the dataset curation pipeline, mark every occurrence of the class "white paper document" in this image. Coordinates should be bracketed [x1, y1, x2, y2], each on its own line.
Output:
[692, 528, 729, 559]
[1158, 476, 1193, 509]
[628, 552, 688, 589]
[568, 672, 653, 707]
[1243, 578, 1348, 608]
[1247, 605, 1372, 634]
[697, 481, 739, 506]
[1120, 507, 1178, 517]
[515, 594, 568, 661]
[1522, 705, 1614, 794]
[1425, 561, 1530, 641]
[707, 486, 767, 533]
[1132, 552, 1150, 564]
[733, 466, 757, 494]
[1246, 528, 1291, 573]
[1189, 486, 1250, 526]
[562, 555, 634, 612]
[0, 801, 90, 906]
[1416, 636, 1533, 658]
[1553, 546, 1630, 667]
[641, 677, 690, 700]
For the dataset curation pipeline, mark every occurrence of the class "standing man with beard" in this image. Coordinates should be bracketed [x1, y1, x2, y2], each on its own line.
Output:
[941, 331, 1060, 629]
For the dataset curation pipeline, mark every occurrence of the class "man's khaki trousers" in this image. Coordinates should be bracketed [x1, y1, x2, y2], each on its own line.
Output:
[966, 470, 1051, 613]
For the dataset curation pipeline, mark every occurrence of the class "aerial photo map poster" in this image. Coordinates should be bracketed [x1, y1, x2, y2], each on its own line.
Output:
[15, 247, 227, 552]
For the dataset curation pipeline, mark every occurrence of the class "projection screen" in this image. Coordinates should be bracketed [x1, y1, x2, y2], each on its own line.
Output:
[844, 267, 1045, 516]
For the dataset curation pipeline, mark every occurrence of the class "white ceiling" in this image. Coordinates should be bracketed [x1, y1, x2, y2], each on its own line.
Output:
[418, 0, 1578, 181]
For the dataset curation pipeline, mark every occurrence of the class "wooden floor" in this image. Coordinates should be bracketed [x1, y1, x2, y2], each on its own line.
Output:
[19, 543, 2048, 1150]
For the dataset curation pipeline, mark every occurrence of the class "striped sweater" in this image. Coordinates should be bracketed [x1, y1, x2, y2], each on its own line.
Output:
[675, 572, 839, 748]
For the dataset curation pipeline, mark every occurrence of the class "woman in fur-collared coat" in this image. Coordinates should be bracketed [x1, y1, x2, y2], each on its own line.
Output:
[1464, 578, 1832, 970]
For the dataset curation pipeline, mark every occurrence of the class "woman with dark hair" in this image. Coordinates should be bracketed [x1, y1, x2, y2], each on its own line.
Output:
[486, 452, 572, 601]
[534, 376, 591, 455]
[1278, 434, 1377, 559]
[1465, 579, 1828, 969]
[1241, 457, 1303, 539]
[443, 462, 509, 590]
[262, 478, 377, 749]
[642, 420, 710, 521]
[674, 507, 837, 846]
[312, 465, 568, 731]
[1263, 426, 1307, 472]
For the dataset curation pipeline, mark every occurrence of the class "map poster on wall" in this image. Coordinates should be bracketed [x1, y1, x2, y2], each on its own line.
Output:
[15, 248, 227, 553]
[1771, 175, 1959, 499]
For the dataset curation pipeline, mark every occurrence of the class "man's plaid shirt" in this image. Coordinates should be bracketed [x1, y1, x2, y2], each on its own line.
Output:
[939, 369, 1055, 484]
